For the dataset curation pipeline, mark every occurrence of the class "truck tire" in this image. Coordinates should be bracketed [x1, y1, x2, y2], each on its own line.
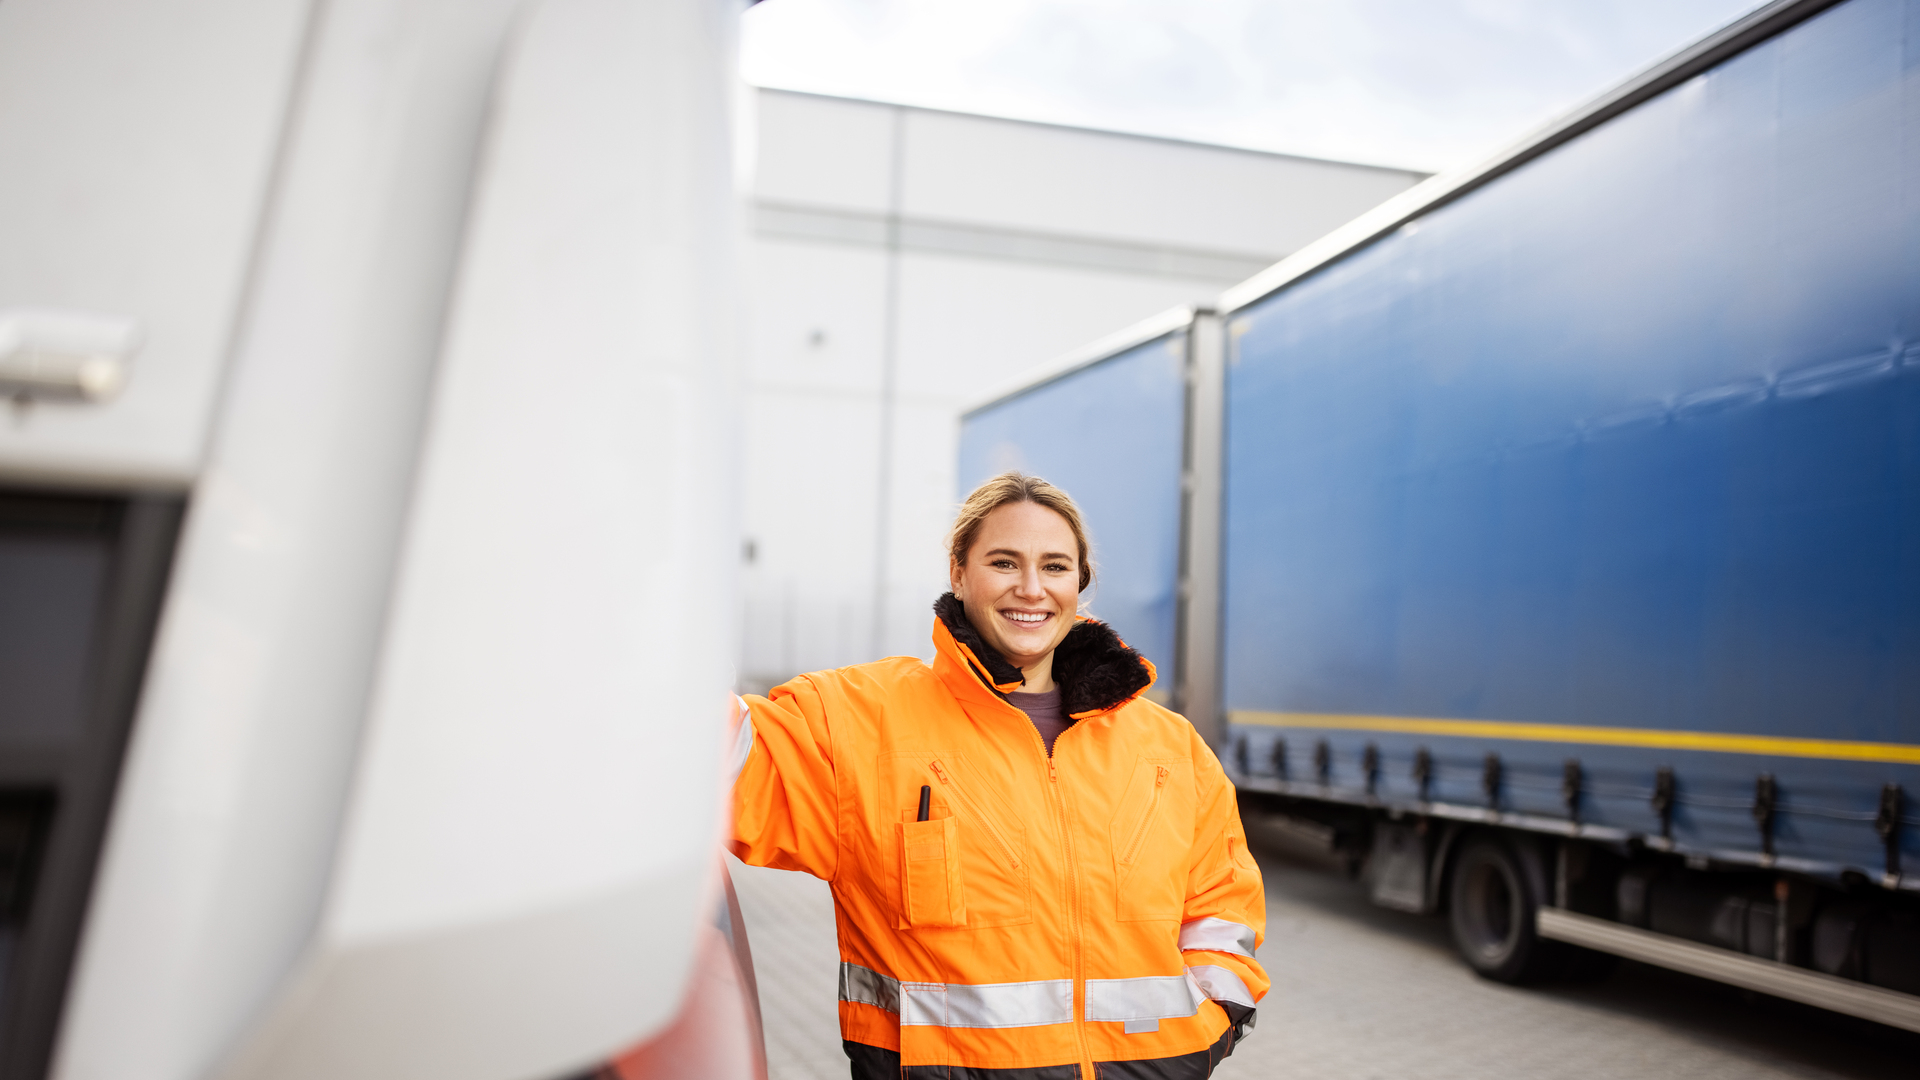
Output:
[1448, 834, 1560, 984]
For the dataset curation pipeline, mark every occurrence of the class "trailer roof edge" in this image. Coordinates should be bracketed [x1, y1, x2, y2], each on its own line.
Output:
[959, 304, 1199, 419]
[1216, 0, 1849, 316]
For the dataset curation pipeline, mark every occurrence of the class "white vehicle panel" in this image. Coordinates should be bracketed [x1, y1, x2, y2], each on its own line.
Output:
[0, 0, 311, 486]
[22, 0, 742, 1076]
[275, 0, 740, 1067]
[52, 0, 526, 1073]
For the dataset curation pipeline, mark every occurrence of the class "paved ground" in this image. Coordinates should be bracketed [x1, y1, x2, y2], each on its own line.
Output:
[729, 855, 846, 1080]
[728, 838, 1920, 1080]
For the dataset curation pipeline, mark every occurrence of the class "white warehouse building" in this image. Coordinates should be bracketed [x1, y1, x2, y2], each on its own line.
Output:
[739, 88, 1424, 688]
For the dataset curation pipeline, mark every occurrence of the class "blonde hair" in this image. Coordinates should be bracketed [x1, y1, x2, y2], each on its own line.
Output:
[948, 472, 1094, 592]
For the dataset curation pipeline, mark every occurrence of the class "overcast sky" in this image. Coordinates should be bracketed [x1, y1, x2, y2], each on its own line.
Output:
[742, 0, 1769, 172]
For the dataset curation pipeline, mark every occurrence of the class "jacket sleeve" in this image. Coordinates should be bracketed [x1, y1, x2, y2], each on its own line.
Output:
[1180, 734, 1270, 1031]
[729, 675, 840, 881]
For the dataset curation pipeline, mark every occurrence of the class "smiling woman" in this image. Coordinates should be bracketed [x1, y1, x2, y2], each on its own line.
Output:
[730, 471, 1269, 1080]
[948, 474, 1090, 684]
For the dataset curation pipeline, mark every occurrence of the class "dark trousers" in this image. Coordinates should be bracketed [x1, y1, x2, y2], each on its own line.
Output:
[845, 1024, 1237, 1080]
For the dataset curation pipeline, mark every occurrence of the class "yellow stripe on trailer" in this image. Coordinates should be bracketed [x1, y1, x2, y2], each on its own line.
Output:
[1229, 712, 1920, 765]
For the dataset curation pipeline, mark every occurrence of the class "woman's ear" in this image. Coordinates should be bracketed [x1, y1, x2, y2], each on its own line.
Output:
[949, 558, 965, 599]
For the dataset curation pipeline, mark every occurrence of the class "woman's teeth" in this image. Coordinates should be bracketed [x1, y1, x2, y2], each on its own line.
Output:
[1005, 612, 1049, 625]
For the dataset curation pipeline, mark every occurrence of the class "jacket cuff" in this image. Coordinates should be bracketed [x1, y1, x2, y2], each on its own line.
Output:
[1184, 962, 1257, 1010]
[1218, 1000, 1256, 1045]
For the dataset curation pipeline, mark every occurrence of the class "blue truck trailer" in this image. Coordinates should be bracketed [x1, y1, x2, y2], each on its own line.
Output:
[960, 0, 1920, 1032]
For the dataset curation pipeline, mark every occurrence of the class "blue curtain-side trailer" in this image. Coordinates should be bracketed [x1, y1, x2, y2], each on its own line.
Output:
[959, 0, 1920, 1033]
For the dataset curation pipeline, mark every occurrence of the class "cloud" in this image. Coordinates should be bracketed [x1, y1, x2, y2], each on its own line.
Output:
[742, 0, 1766, 171]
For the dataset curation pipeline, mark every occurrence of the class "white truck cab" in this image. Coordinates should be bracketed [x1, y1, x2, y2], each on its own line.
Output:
[0, 2, 757, 1078]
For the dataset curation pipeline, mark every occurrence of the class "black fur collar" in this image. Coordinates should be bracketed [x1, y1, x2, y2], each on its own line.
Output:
[935, 593, 1152, 716]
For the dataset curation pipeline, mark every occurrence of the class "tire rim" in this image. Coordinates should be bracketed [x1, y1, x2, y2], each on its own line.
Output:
[1460, 854, 1521, 964]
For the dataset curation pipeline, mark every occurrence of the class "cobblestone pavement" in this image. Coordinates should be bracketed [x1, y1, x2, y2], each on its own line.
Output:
[729, 856, 846, 1080]
[729, 843, 1919, 1080]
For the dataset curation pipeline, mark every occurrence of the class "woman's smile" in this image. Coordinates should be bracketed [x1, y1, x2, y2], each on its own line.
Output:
[950, 500, 1083, 686]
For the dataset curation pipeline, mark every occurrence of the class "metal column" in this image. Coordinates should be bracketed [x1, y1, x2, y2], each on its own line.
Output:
[1173, 309, 1225, 749]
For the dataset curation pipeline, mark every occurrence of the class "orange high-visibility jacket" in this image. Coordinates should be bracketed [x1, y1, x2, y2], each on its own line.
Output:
[731, 595, 1269, 1079]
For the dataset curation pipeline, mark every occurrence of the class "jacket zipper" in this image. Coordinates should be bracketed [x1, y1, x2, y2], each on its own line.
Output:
[1048, 741, 1096, 1080]
[1118, 766, 1170, 866]
[928, 760, 1022, 870]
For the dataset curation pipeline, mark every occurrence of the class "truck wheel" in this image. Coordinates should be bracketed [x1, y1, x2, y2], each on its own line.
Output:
[1448, 835, 1558, 984]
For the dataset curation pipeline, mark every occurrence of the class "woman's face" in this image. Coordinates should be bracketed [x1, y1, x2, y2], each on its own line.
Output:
[950, 501, 1081, 671]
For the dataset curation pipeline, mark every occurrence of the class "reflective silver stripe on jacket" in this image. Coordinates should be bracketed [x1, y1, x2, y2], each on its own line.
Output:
[1185, 964, 1257, 1009]
[840, 963, 1071, 1029]
[1177, 916, 1257, 958]
[1083, 975, 1205, 1023]
[725, 696, 754, 785]
[902, 978, 1074, 1029]
[842, 962, 1252, 1027]
[839, 962, 900, 1014]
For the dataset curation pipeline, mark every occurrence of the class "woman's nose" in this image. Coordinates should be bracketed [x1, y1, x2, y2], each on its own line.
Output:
[1016, 567, 1044, 597]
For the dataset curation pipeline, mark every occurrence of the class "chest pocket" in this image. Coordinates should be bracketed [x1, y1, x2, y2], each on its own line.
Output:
[1110, 757, 1195, 922]
[883, 752, 1032, 930]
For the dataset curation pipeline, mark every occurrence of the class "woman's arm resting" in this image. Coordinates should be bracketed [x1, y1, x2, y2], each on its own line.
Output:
[729, 676, 839, 881]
